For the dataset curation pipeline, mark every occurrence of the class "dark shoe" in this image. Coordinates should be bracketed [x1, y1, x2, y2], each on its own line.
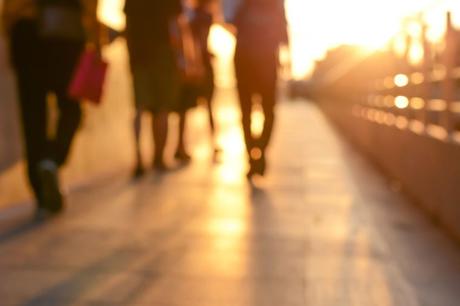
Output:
[246, 152, 267, 179]
[34, 206, 50, 219]
[153, 159, 168, 172]
[212, 147, 222, 163]
[37, 160, 63, 214]
[246, 156, 259, 179]
[174, 150, 191, 163]
[246, 163, 257, 179]
[213, 147, 222, 155]
[255, 154, 266, 176]
[132, 164, 145, 179]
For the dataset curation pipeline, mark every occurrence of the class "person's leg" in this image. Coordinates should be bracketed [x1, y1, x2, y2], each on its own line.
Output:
[126, 19, 146, 177]
[175, 110, 191, 162]
[152, 111, 169, 170]
[254, 92, 275, 177]
[53, 96, 82, 166]
[174, 84, 190, 161]
[259, 83, 276, 151]
[207, 97, 215, 133]
[34, 40, 83, 213]
[134, 109, 142, 163]
[234, 50, 255, 157]
[204, 69, 220, 155]
[238, 88, 253, 156]
[51, 40, 83, 166]
[132, 108, 145, 177]
[10, 20, 49, 208]
[235, 46, 263, 178]
[254, 55, 278, 176]
[206, 93, 222, 159]
[16, 74, 49, 205]
[205, 67, 216, 133]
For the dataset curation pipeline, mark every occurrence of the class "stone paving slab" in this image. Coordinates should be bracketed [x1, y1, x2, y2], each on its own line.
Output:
[0, 95, 460, 306]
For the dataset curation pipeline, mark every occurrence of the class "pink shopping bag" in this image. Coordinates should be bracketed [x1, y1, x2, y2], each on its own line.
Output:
[68, 49, 108, 104]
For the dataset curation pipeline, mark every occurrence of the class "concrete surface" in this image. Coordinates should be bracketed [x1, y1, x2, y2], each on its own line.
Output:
[1, 96, 459, 306]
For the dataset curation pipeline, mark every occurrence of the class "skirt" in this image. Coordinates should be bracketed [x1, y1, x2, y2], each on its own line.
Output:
[129, 45, 182, 114]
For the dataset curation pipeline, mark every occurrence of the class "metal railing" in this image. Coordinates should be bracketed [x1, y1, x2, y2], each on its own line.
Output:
[355, 12, 460, 144]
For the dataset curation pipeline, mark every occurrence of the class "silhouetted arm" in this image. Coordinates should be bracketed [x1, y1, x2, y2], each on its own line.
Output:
[279, 0, 289, 46]
[81, 0, 102, 46]
[1, 0, 10, 35]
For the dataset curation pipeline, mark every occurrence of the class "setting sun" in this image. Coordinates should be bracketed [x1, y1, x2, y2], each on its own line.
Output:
[286, 0, 460, 78]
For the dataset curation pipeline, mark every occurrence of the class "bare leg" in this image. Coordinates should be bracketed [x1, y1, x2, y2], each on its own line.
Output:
[207, 99, 215, 136]
[175, 111, 191, 161]
[133, 109, 145, 177]
[254, 78, 277, 177]
[237, 90, 254, 156]
[153, 111, 168, 170]
[235, 48, 258, 178]
[238, 89, 261, 178]
[259, 94, 276, 151]
[206, 98, 222, 160]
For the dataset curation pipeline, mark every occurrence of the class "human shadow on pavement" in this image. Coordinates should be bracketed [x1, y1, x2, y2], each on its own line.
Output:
[20, 187, 193, 306]
[0, 211, 47, 246]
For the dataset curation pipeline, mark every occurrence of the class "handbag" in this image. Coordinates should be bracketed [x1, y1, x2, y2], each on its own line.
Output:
[38, 2, 85, 41]
[68, 49, 108, 104]
[170, 17, 205, 83]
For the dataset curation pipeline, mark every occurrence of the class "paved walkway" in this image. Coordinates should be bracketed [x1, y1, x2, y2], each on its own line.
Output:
[1, 92, 460, 306]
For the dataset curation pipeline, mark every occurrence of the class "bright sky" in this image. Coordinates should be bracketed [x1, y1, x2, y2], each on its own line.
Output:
[98, 0, 460, 81]
[285, 0, 460, 78]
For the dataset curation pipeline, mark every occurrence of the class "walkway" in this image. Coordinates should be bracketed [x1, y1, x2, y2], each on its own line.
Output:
[0, 92, 460, 306]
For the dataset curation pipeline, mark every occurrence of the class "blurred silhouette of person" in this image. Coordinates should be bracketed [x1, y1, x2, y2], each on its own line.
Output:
[2, 0, 101, 214]
[233, 0, 289, 178]
[175, 0, 218, 162]
[125, 0, 183, 176]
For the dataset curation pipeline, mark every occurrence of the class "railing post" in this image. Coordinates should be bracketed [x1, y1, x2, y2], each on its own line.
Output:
[441, 12, 455, 137]
[421, 21, 431, 129]
[402, 21, 414, 123]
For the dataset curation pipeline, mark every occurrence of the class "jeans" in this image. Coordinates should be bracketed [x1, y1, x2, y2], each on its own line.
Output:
[10, 19, 84, 201]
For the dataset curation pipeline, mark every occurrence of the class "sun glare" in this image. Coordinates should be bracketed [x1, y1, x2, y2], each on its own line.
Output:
[286, 0, 460, 78]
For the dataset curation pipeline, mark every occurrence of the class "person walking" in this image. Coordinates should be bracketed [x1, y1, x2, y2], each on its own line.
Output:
[233, 0, 289, 178]
[2, 0, 101, 214]
[175, 0, 218, 162]
[125, 0, 183, 175]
